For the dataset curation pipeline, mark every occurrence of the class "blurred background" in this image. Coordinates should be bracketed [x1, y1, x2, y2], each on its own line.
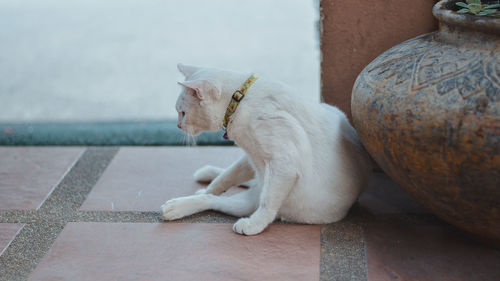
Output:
[0, 0, 320, 123]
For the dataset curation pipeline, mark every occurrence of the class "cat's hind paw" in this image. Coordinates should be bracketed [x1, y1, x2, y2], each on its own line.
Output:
[193, 165, 223, 183]
[232, 218, 268, 236]
[195, 188, 209, 195]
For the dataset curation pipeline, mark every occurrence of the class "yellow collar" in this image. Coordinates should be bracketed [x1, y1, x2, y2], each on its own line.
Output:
[222, 74, 258, 139]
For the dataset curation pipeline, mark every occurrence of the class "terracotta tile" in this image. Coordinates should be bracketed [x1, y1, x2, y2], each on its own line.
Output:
[358, 173, 429, 215]
[0, 147, 84, 210]
[365, 222, 500, 281]
[29, 222, 320, 281]
[80, 147, 245, 211]
[0, 223, 23, 256]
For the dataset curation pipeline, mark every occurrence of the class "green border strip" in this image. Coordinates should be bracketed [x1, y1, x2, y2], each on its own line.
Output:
[0, 121, 233, 146]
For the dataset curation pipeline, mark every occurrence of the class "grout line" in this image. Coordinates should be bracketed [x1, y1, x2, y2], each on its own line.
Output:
[0, 224, 24, 258]
[0, 147, 118, 281]
[37, 147, 119, 214]
[35, 148, 85, 210]
[74, 211, 164, 223]
[0, 211, 38, 224]
[0, 223, 65, 281]
[320, 221, 367, 281]
[73, 210, 238, 224]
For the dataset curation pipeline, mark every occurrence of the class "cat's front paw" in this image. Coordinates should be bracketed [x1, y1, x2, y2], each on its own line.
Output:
[232, 218, 268, 236]
[161, 197, 197, 221]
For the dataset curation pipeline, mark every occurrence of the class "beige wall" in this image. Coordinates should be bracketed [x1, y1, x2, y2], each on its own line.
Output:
[320, 0, 438, 120]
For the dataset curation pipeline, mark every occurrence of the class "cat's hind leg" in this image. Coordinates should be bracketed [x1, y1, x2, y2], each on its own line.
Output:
[193, 165, 224, 183]
[161, 188, 259, 220]
[196, 155, 254, 195]
[194, 165, 254, 187]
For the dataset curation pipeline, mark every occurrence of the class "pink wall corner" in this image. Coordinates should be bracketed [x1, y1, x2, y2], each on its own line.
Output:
[320, 0, 438, 120]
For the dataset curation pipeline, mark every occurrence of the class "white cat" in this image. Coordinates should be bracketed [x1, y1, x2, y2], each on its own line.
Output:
[161, 64, 372, 235]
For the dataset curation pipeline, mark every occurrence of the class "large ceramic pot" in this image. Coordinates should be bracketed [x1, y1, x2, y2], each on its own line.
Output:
[352, 0, 499, 247]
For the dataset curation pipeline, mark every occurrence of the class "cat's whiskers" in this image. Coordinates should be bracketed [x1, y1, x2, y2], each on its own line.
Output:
[183, 127, 197, 147]
[177, 133, 187, 146]
[188, 134, 197, 146]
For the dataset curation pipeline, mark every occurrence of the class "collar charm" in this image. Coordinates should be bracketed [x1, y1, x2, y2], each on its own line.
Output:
[222, 74, 258, 139]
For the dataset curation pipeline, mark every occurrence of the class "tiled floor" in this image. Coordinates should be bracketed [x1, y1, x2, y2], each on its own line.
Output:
[29, 223, 320, 281]
[80, 147, 244, 211]
[365, 223, 500, 281]
[0, 147, 83, 210]
[0, 146, 499, 281]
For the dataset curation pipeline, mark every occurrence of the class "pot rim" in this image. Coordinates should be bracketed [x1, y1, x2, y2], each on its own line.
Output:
[434, 0, 500, 35]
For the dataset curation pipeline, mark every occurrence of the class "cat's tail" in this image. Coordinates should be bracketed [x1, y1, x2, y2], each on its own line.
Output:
[193, 165, 224, 183]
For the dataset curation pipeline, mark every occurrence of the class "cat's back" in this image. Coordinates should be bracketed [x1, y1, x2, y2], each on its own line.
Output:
[239, 78, 349, 142]
[242, 78, 325, 120]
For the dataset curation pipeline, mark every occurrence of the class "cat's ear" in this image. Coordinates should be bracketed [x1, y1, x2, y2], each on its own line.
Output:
[178, 80, 220, 100]
[177, 63, 199, 78]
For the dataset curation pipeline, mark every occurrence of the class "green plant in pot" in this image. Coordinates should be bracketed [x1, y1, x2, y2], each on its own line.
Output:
[351, 0, 500, 247]
[456, 0, 500, 16]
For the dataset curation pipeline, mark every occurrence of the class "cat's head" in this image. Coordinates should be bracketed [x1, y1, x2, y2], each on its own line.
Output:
[175, 64, 222, 136]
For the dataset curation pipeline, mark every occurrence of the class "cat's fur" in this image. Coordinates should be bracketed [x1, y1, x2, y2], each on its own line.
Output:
[161, 64, 372, 235]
